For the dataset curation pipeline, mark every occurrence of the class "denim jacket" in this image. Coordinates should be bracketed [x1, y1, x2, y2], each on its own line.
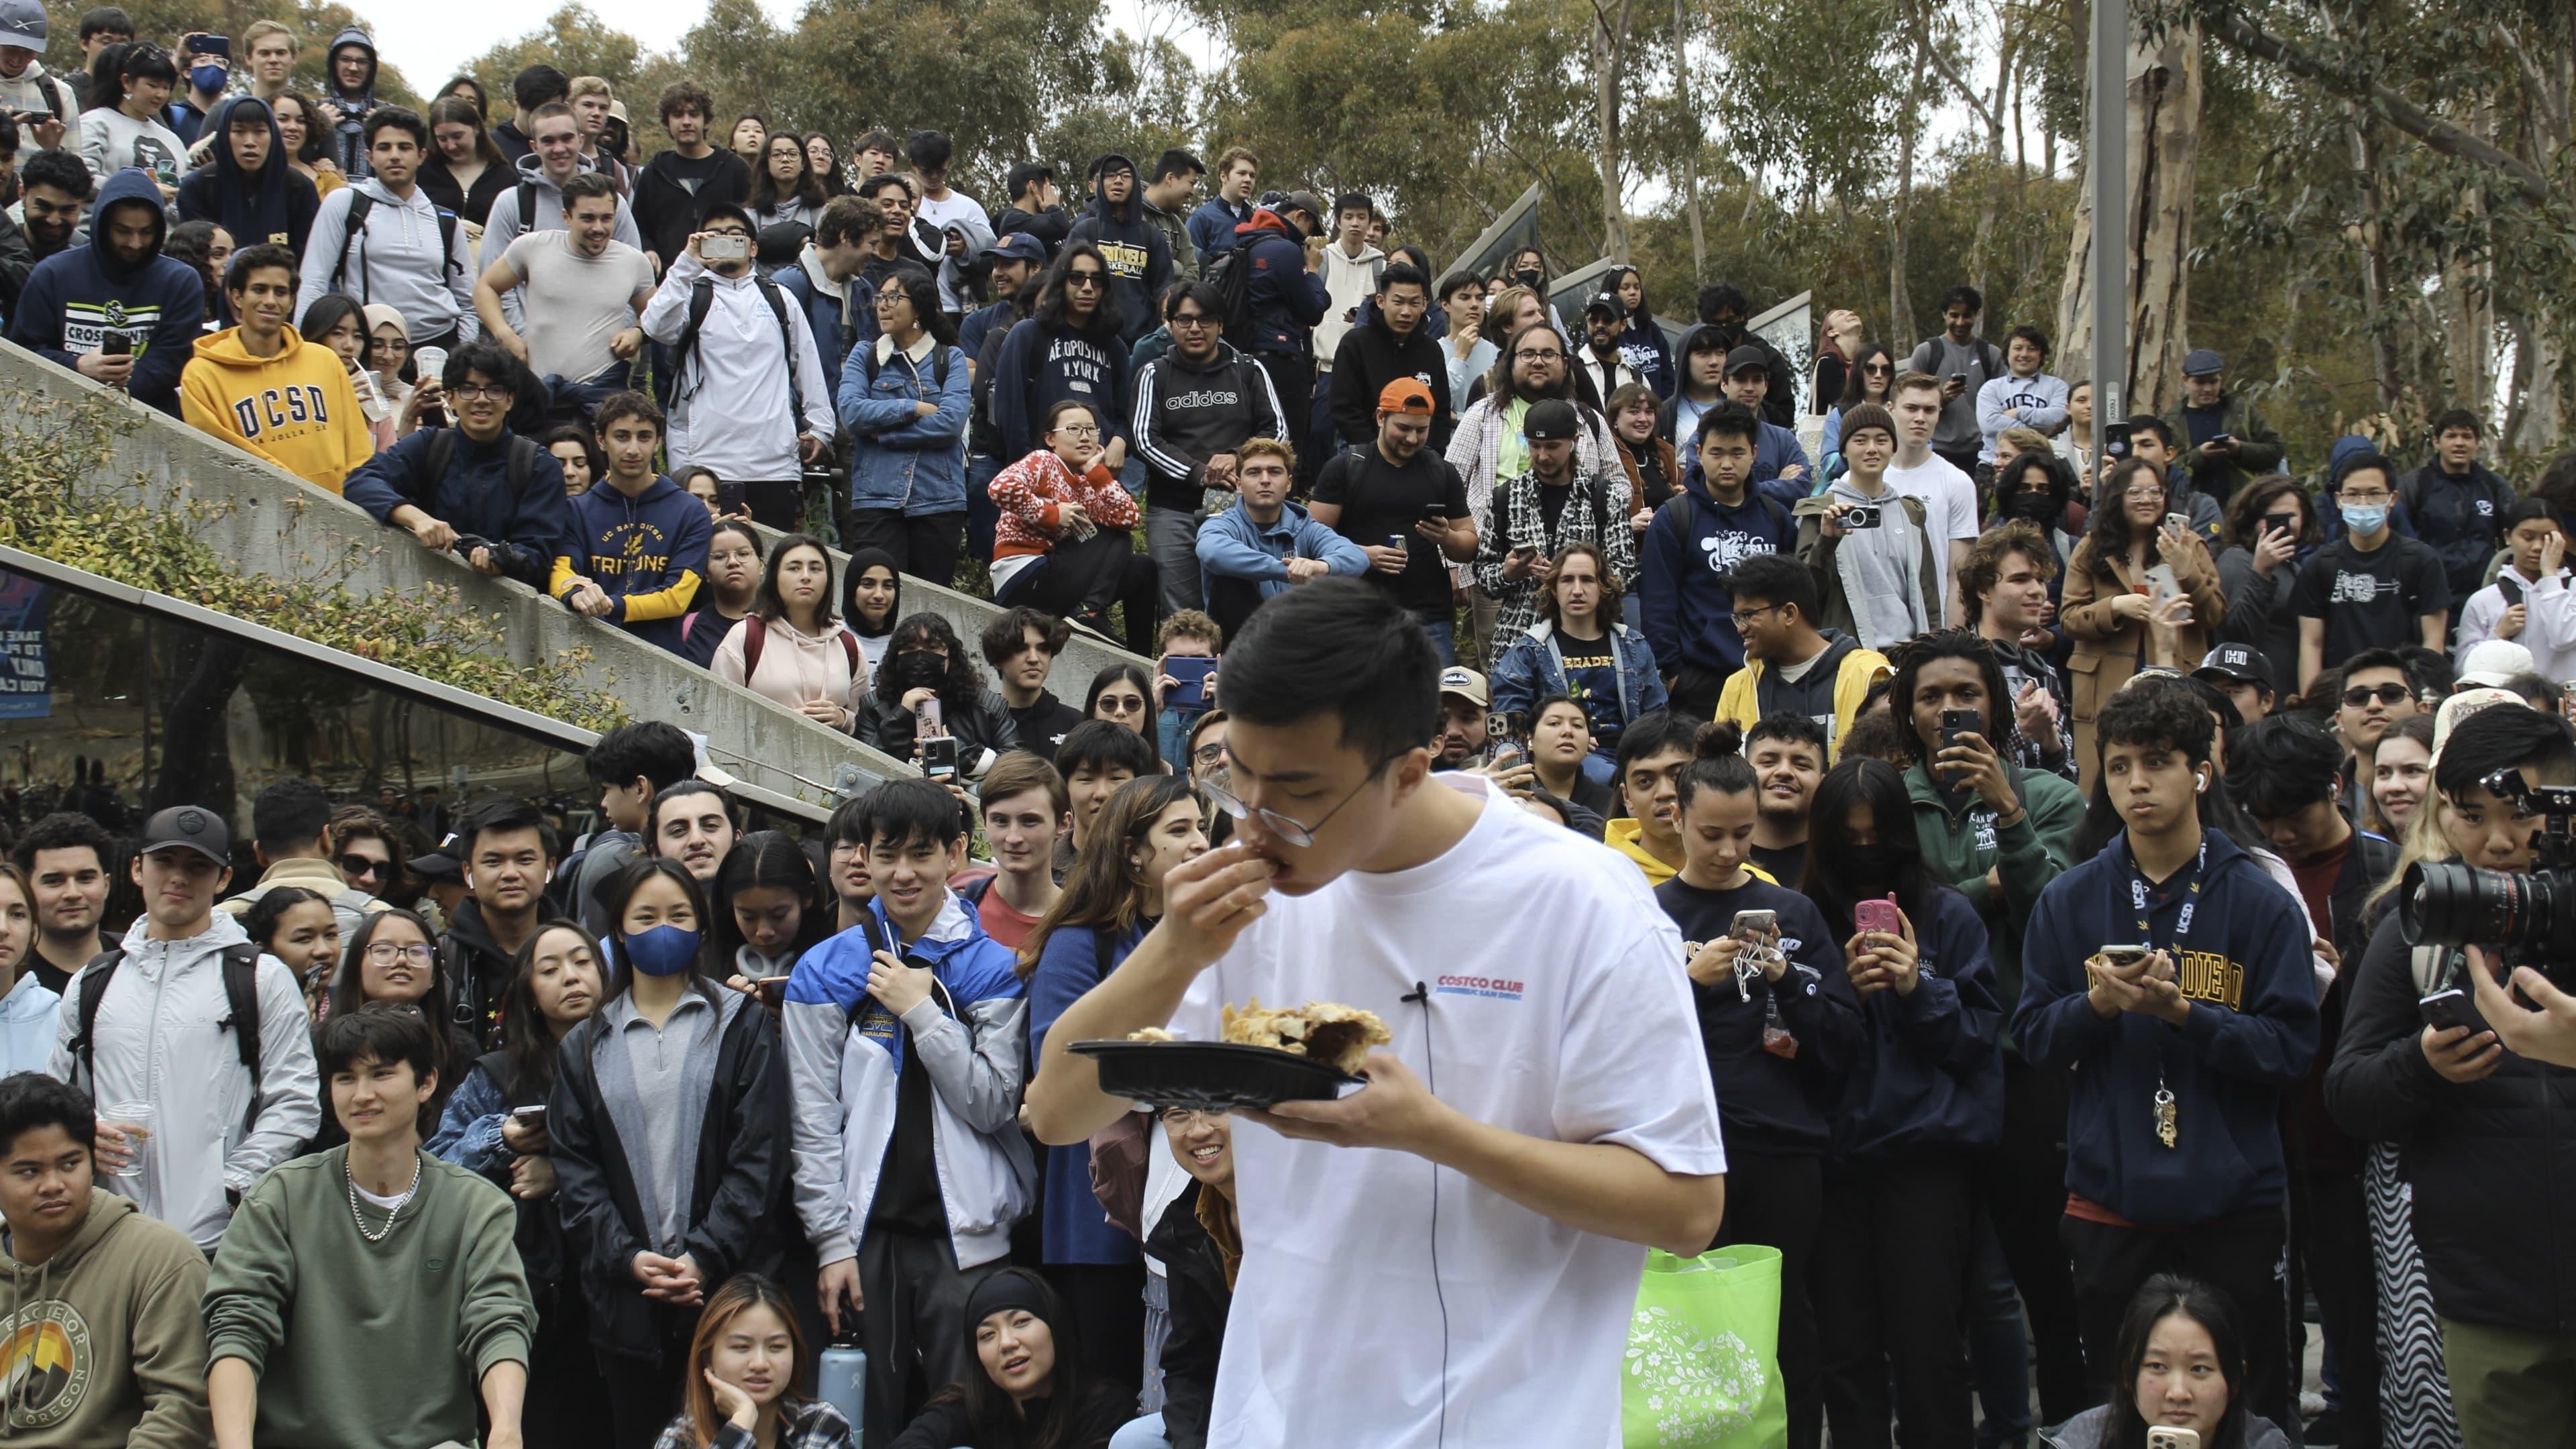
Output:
[1487, 618, 1668, 737]
[839, 333, 971, 514]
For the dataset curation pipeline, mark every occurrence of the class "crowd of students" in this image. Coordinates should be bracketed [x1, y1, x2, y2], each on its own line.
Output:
[7, 6, 2576, 1448]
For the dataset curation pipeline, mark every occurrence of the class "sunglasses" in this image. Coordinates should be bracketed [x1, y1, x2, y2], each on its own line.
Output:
[1064, 272, 1106, 290]
[2341, 684, 2412, 708]
[338, 853, 389, 879]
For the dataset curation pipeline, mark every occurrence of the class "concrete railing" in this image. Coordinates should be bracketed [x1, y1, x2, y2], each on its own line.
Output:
[0, 340, 910, 807]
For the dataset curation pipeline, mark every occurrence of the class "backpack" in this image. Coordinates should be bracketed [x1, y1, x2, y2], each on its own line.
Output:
[329, 189, 465, 298]
[1202, 244, 1255, 347]
[740, 613, 861, 682]
[674, 273, 807, 436]
[67, 943, 267, 1132]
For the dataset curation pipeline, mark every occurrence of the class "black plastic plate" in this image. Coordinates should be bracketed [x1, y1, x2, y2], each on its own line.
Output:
[1068, 1039, 1362, 1112]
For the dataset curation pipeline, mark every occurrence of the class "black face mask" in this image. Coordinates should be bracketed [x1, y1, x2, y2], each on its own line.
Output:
[1843, 844, 1901, 881]
[1514, 268, 1543, 289]
[2007, 492, 2059, 523]
[886, 651, 945, 693]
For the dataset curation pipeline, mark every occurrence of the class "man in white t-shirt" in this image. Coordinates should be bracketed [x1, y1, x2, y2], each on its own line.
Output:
[1885, 370, 1981, 627]
[1026, 578, 1727, 1449]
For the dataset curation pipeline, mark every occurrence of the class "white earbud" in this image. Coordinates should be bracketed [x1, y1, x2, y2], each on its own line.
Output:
[2194, 773, 2209, 794]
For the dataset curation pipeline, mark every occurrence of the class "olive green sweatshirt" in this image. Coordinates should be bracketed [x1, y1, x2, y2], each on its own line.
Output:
[202, 1146, 534, 1448]
[1904, 757, 2086, 1041]
[0, 1188, 210, 1449]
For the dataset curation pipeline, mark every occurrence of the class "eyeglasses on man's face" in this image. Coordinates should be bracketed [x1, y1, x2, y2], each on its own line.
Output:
[1729, 602, 1784, 630]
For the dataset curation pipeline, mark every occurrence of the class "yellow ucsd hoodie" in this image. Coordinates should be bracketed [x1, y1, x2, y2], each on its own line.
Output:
[179, 326, 373, 494]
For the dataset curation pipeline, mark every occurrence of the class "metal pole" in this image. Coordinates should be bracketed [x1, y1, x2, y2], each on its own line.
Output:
[2090, 0, 2127, 431]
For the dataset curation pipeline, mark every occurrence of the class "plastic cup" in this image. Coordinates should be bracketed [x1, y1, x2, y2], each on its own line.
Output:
[97, 1100, 154, 1180]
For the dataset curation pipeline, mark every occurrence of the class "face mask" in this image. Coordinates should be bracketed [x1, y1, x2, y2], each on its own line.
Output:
[192, 64, 227, 95]
[888, 651, 943, 690]
[2340, 502, 2390, 536]
[622, 924, 700, 977]
[2007, 492, 2057, 523]
[1513, 268, 1542, 289]
[1844, 845, 1900, 880]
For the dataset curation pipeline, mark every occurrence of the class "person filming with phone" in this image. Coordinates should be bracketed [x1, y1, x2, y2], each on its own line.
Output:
[2326, 703, 2576, 1447]
[2015, 681, 2318, 1433]
[2059, 456, 2224, 788]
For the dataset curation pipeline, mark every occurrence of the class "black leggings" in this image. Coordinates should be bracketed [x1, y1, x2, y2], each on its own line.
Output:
[999, 530, 1160, 654]
[1815, 1152, 1979, 1449]
[1714, 1151, 1827, 1449]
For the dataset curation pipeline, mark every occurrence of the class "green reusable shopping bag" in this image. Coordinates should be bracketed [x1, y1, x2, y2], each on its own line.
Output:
[1620, 1246, 1787, 1449]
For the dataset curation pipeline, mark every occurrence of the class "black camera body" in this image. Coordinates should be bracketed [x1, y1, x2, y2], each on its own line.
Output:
[1842, 504, 1882, 530]
[2402, 769, 2576, 987]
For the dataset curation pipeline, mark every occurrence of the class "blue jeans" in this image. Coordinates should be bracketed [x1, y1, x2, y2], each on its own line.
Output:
[543, 360, 633, 425]
[1412, 606, 1456, 666]
[966, 453, 1003, 567]
[1158, 704, 1208, 776]
[1968, 1209, 2034, 1447]
[1108, 1415, 1170, 1449]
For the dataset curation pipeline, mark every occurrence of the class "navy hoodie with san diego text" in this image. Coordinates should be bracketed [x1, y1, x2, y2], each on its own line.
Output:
[6, 168, 206, 415]
[2012, 828, 2318, 1227]
[549, 474, 715, 655]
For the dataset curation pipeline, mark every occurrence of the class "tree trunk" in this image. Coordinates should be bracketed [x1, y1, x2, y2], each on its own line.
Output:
[2508, 310, 2564, 458]
[2057, 14, 2203, 415]
[1674, 0, 1705, 280]
[1891, 44, 1928, 347]
[2347, 115, 2401, 412]
[1591, 0, 1634, 262]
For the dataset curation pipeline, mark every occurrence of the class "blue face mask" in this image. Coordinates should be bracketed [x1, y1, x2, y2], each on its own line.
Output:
[621, 924, 700, 978]
[191, 64, 227, 95]
[2341, 502, 2391, 536]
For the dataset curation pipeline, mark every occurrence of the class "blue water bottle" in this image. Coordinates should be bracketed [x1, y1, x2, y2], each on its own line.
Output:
[817, 1332, 865, 1431]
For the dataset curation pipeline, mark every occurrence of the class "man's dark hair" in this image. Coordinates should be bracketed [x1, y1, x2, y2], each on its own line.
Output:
[79, 7, 135, 41]
[511, 64, 569, 112]
[2432, 408, 2481, 439]
[1218, 579, 1438, 766]
[1746, 712, 1831, 756]
[1614, 710, 1705, 775]
[1888, 629, 2017, 765]
[362, 106, 429, 150]
[443, 337, 523, 396]
[22, 148, 95, 201]
[979, 605, 1071, 667]
[2502, 673, 2563, 711]
[223, 242, 299, 294]
[593, 389, 663, 437]
[1695, 284, 1749, 323]
[2225, 716, 2344, 820]
[1006, 161, 1054, 203]
[1438, 271, 1484, 303]
[1055, 718, 1164, 780]
[1152, 148, 1203, 182]
[560, 171, 618, 207]
[1161, 278, 1224, 320]
[2125, 413, 2176, 451]
[12, 810, 113, 876]
[853, 128, 899, 157]
[585, 720, 696, 792]
[1939, 284, 1982, 314]
[857, 171, 914, 203]
[869, 777, 969, 853]
[657, 81, 712, 125]
[1692, 399, 1758, 449]
[2341, 648, 2414, 689]
[1034, 242, 1124, 341]
[2005, 324, 2048, 359]
[2434, 704, 2576, 802]
[1376, 262, 1427, 297]
[0, 113, 17, 162]
[2096, 677, 2216, 767]
[251, 777, 334, 856]
[826, 790, 874, 848]
[904, 129, 953, 173]
[0, 1071, 95, 1159]
[1727, 553, 1819, 625]
[814, 195, 881, 249]
[315, 1000, 442, 1087]
[457, 796, 557, 863]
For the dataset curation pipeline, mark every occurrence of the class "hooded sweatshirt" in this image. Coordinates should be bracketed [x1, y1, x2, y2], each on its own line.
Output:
[0, 970, 59, 1076]
[1714, 630, 1889, 759]
[1328, 306, 1452, 448]
[180, 325, 375, 492]
[2013, 828, 2320, 1226]
[1233, 209, 1329, 358]
[0, 1189, 211, 1449]
[320, 27, 380, 178]
[1654, 875, 1863, 1155]
[46, 912, 323, 1252]
[1311, 239, 1385, 366]
[1828, 885, 2006, 1159]
[295, 176, 478, 343]
[1638, 466, 1794, 676]
[549, 474, 714, 653]
[1603, 818, 1682, 886]
[0, 60, 76, 129]
[987, 315, 1133, 464]
[174, 97, 321, 255]
[5, 170, 205, 416]
[1065, 190, 1173, 344]
[341, 424, 575, 588]
[1902, 757, 2086, 1034]
[641, 252, 838, 484]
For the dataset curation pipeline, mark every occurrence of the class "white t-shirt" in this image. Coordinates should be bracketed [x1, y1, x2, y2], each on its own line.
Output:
[916, 188, 990, 237]
[1168, 777, 1726, 1449]
[1886, 451, 1980, 613]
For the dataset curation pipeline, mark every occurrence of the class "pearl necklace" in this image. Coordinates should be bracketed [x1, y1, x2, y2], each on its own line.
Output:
[346, 1154, 424, 1242]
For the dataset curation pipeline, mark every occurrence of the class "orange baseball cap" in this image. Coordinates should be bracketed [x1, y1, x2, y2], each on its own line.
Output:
[1377, 378, 1436, 416]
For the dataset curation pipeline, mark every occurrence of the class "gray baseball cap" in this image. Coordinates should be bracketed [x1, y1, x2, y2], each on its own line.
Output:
[139, 804, 231, 865]
[0, 0, 48, 50]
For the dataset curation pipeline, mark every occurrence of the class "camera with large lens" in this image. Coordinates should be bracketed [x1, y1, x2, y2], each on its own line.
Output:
[2401, 769, 2576, 978]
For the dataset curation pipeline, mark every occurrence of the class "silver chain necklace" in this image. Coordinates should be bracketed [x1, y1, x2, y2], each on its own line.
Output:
[345, 1153, 424, 1242]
